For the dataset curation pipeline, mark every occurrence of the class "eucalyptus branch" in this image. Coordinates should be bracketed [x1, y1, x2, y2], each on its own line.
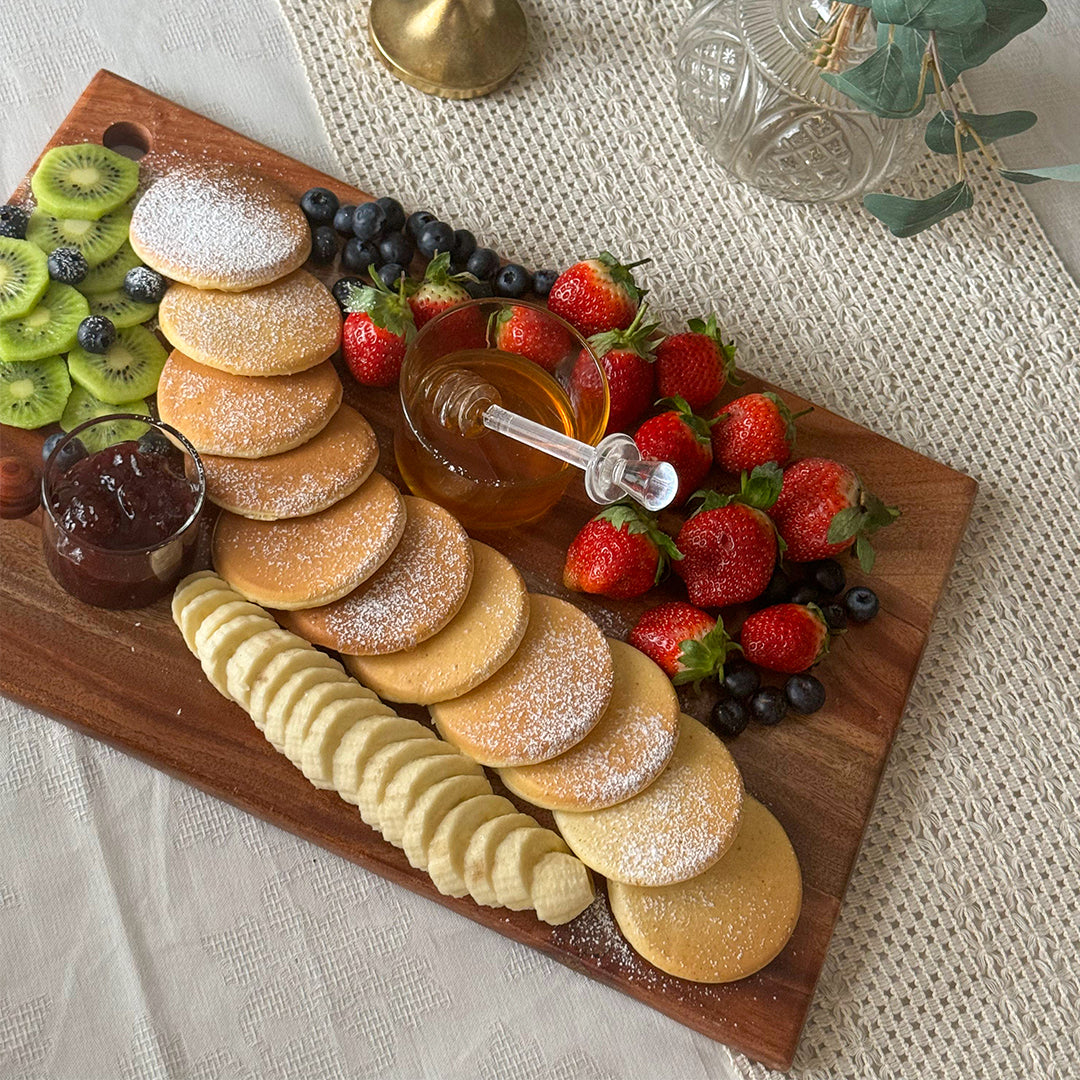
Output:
[928, 33, 965, 180]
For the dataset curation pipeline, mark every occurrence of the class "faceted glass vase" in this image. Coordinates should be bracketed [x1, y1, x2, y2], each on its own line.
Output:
[675, 0, 924, 204]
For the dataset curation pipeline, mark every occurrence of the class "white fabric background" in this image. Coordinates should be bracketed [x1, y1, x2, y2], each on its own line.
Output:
[2, 1, 1079, 1078]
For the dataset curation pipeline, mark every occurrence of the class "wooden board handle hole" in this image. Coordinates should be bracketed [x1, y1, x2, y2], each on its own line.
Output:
[102, 121, 152, 160]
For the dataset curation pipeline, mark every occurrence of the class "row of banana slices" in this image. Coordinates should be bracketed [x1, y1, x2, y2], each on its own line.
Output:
[172, 571, 595, 925]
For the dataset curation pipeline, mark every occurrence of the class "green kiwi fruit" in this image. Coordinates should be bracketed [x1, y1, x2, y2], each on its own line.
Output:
[0, 237, 50, 322]
[31, 143, 139, 221]
[0, 355, 71, 429]
[60, 383, 150, 452]
[78, 241, 143, 295]
[0, 282, 90, 363]
[87, 288, 157, 329]
[25, 203, 133, 268]
[67, 324, 167, 404]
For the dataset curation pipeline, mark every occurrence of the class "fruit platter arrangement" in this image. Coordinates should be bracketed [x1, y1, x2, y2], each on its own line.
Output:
[0, 72, 977, 1071]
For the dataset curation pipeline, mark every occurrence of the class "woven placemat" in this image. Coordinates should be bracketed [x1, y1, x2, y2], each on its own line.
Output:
[276, 2, 1080, 1076]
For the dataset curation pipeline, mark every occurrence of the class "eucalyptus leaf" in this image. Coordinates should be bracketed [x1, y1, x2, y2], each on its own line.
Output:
[933, 0, 1047, 85]
[821, 41, 927, 119]
[999, 165, 1080, 185]
[863, 181, 975, 237]
[925, 109, 1038, 154]
[873, 0, 986, 33]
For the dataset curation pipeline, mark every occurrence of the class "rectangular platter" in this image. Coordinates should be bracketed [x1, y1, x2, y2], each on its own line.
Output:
[0, 70, 977, 1071]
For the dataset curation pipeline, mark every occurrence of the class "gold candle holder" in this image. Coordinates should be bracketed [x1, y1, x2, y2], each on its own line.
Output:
[368, 0, 529, 100]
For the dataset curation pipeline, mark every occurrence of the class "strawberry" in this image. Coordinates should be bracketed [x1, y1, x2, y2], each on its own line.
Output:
[739, 603, 829, 674]
[674, 464, 783, 608]
[628, 601, 741, 684]
[409, 252, 471, 329]
[341, 274, 416, 387]
[711, 392, 810, 474]
[655, 314, 740, 410]
[494, 303, 575, 372]
[769, 457, 900, 572]
[546, 252, 648, 338]
[570, 304, 658, 434]
[563, 502, 680, 600]
[633, 396, 715, 507]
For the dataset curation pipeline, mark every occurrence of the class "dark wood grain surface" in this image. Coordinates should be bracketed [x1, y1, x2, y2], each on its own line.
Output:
[0, 70, 977, 1072]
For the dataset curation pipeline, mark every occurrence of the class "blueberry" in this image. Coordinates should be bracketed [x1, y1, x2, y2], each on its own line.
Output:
[785, 673, 826, 715]
[844, 586, 880, 622]
[42, 431, 64, 463]
[821, 601, 848, 631]
[464, 279, 494, 299]
[416, 221, 455, 259]
[0, 204, 29, 239]
[137, 428, 174, 457]
[378, 231, 415, 267]
[787, 583, 819, 606]
[122, 265, 167, 304]
[406, 210, 436, 239]
[333, 203, 357, 235]
[299, 187, 339, 227]
[494, 263, 530, 298]
[342, 237, 378, 274]
[331, 276, 367, 313]
[378, 262, 407, 289]
[750, 686, 787, 726]
[46, 247, 88, 286]
[310, 225, 338, 264]
[723, 664, 760, 700]
[76, 315, 116, 354]
[810, 558, 846, 596]
[44, 433, 86, 472]
[375, 196, 406, 234]
[451, 229, 477, 264]
[709, 696, 749, 737]
[352, 202, 387, 242]
[466, 247, 500, 281]
[760, 567, 790, 606]
[532, 269, 558, 297]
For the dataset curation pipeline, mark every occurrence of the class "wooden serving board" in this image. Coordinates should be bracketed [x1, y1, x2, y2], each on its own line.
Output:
[0, 70, 976, 1071]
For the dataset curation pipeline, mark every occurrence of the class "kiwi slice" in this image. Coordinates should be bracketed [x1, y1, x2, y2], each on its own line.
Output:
[78, 241, 143, 295]
[87, 288, 157, 329]
[0, 355, 71, 429]
[0, 237, 50, 322]
[31, 143, 139, 221]
[67, 324, 168, 405]
[60, 383, 149, 452]
[0, 282, 89, 363]
[26, 203, 133, 268]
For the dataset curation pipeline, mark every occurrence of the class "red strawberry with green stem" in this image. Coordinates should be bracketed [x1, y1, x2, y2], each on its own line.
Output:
[563, 501, 681, 600]
[655, 314, 741, 411]
[494, 303, 575, 372]
[409, 252, 472, 329]
[571, 304, 659, 435]
[546, 252, 649, 338]
[342, 273, 416, 387]
[628, 601, 741, 685]
[711, 392, 811, 474]
[633, 396, 716, 507]
[674, 463, 783, 608]
[740, 603, 829, 674]
[769, 457, 900, 572]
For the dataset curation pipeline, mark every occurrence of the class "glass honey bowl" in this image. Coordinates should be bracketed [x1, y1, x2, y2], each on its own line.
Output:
[395, 298, 610, 531]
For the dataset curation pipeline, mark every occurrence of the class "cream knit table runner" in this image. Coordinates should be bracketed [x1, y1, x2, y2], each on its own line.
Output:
[273, 1, 1080, 1077]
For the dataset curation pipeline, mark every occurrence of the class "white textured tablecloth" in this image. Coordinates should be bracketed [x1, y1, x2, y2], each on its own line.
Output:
[2, 1, 1079, 1078]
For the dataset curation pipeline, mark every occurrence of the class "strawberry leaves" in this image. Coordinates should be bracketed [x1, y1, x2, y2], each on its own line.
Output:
[595, 501, 682, 582]
[673, 621, 742, 686]
[827, 487, 901, 572]
[344, 269, 417, 338]
[691, 462, 784, 515]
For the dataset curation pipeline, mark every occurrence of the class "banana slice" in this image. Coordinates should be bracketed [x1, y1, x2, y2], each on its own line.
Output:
[172, 571, 228, 633]
[379, 754, 485, 847]
[193, 598, 273, 656]
[198, 612, 278, 698]
[248, 647, 342, 732]
[357, 739, 459, 831]
[263, 665, 353, 751]
[225, 626, 308, 709]
[491, 827, 570, 910]
[427, 794, 518, 896]
[530, 852, 595, 925]
[401, 774, 492, 871]
[281, 679, 379, 767]
[300, 696, 396, 789]
[332, 715, 437, 805]
[177, 587, 243, 653]
[463, 813, 539, 907]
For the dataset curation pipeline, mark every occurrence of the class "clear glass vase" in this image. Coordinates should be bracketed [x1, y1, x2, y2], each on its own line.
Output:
[675, 0, 924, 204]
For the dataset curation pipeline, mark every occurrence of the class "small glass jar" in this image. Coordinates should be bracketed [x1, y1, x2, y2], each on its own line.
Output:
[41, 416, 206, 609]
